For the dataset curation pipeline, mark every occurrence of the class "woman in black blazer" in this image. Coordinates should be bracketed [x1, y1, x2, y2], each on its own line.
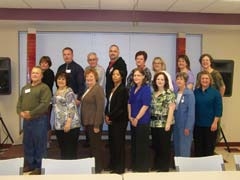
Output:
[105, 69, 128, 174]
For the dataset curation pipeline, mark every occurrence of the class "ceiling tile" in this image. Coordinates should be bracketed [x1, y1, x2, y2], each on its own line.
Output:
[24, 0, 64, 9]
[136, 0, 176, 11]
[0, 0, 29, 8]
[168, 0, 217, 12]
[0, 0, 239, 14]
[201, 1, 240, 13]
[101, 0, 134, 10]
[62, 0, 99, 9]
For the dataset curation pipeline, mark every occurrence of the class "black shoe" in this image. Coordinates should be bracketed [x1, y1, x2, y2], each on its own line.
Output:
[104, 167, 112, 171]
[110, 170, 125, 174]
[23, 166, 34, 173]
[150, 166, 158, 171]
[29, 168, 41, 175]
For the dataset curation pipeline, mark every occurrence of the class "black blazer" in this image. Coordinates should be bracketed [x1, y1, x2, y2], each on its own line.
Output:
[105, 84, 128, 123]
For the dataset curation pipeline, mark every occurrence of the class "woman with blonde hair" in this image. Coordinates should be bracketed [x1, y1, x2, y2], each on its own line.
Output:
[152, 57, 173, 91]
[194, 70, 222, 157]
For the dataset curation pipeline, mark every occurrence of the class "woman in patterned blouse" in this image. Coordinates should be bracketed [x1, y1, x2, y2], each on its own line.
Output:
[150, 72, 176, 172]
[52, 71, 80, 159]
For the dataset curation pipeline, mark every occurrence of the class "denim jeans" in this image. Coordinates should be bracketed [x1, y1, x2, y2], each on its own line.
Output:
[23, 115, 48, 169]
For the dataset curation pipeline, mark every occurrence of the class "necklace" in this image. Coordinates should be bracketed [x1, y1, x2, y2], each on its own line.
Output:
[57, 87, 67, 96]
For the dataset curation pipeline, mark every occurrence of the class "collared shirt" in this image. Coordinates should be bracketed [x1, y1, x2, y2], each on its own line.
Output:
[128, 84, 151, 125]
[150, 89, 175, 128]
[194, 86, 222, 127]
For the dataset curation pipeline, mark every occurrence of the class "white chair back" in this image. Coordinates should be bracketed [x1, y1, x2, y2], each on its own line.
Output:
[174, 155, 225, 172]
[0, 157, 23, 175]
[233, 154, 240, 170]
[42, 157, 95, 174]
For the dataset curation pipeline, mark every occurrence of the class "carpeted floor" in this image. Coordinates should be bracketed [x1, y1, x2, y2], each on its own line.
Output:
[0, 140, 135, 170]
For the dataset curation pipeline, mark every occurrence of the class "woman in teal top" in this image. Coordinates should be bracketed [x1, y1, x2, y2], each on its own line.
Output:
[194, 71, 222, 157]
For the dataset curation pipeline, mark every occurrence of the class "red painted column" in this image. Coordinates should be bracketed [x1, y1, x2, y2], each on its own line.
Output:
[176, 33, 186, 72]
[27, 28, 36, 82]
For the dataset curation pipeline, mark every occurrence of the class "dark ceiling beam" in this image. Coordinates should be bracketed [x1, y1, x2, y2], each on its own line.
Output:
[0, 8, 240, 25]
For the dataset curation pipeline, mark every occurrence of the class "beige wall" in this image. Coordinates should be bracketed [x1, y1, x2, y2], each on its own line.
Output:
[0, 28, 20, 143]
[0, 22, 239, 143]
[202, 32, 240, 142]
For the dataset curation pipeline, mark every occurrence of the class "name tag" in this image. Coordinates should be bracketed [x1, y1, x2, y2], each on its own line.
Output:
[25, 88, 31, 93]
[66, 69, 71, 73]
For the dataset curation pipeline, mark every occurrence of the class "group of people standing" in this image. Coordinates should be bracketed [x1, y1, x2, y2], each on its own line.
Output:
[17, 44, 225, 175]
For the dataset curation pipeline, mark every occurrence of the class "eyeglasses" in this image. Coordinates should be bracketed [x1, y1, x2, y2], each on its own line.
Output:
[88, 59, 96, 61]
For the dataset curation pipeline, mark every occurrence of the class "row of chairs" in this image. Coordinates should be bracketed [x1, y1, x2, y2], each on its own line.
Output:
[1, 155, 240, 175]
[0, 157, 95, 175]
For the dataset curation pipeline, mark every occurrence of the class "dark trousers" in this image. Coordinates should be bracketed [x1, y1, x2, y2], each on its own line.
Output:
[55, 127, 80, 159]
[86, 125, 103, 173]
[23, 115, 48, 169]
[151, 126, 173, 172]
[131, 124, 150, 172]
[194, 126, 217, 157]
[108, 121, 127, 173]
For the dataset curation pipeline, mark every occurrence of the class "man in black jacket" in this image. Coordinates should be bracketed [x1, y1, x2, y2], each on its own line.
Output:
[105, 44, 127, 97]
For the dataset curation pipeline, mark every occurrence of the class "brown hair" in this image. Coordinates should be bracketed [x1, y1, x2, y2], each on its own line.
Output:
[62, 47, 73, 54]
[135, 51, 148, 61]
[177, 54, 191, 71]
[39, 56, 52, 67]
[199, 53, 213, 67]
[176, 72, 189, 83]
[55, 71, 70, 87]
[132, 68, 147, 85]
[152, 72, 169, 91]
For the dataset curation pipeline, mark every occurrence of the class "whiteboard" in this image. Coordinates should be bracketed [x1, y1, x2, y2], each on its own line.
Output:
[19, 31, 201, 131]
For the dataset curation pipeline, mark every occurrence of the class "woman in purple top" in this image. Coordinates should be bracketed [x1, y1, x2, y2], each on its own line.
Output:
[128, 68, 151, 172]
[174, 54, 195, 91]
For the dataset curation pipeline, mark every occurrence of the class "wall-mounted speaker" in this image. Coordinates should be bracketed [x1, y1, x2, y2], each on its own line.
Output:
[0, 57, 11, 95]
[212, 59, 234, 97]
